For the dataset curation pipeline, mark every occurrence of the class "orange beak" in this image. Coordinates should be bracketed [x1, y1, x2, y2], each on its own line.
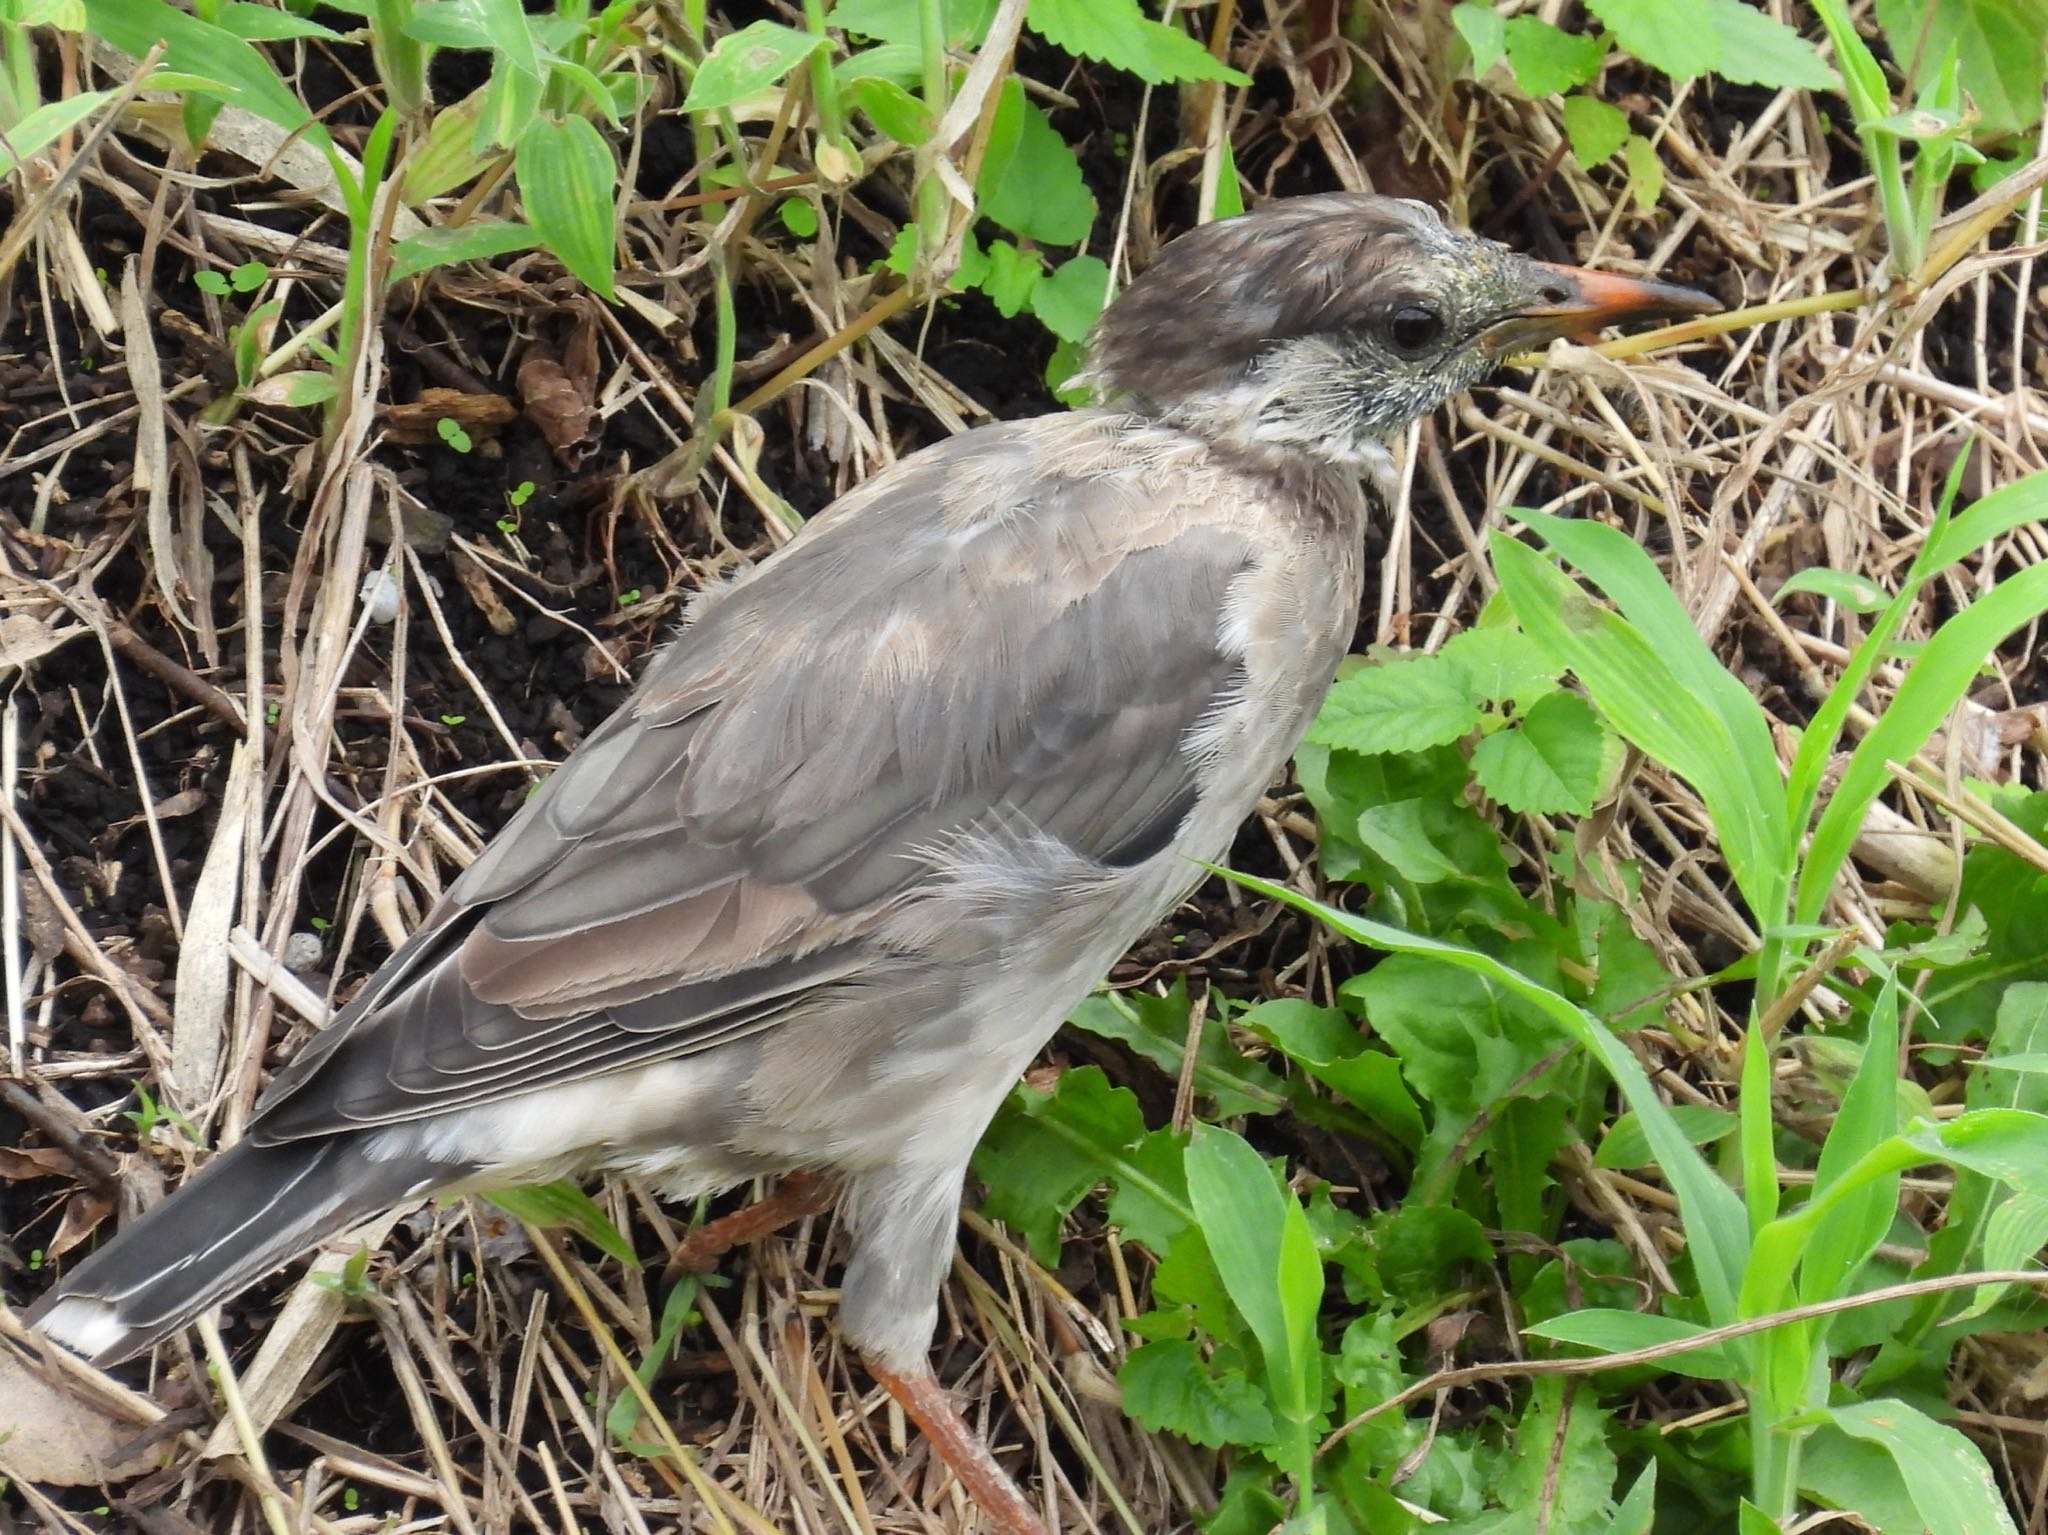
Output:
[1481, 261, 1720, 355]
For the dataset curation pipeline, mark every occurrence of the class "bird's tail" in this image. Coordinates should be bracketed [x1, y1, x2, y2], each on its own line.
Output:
[26, 1135, 427, 1367]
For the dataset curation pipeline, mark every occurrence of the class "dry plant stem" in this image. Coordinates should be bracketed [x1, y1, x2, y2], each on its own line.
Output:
[870, 1361, 1054, 1535]
[520, 1224, 772, 1535]
[198, 1314, 293, 1535]
[1590, 287, 1869, 363]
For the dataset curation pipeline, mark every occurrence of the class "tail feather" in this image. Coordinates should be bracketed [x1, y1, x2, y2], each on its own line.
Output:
[26, 1136, 432, 1367]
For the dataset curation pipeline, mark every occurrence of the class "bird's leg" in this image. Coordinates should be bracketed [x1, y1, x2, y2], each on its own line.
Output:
[665, 1169, 838, 1278]
[866, 1358, 1052, 1535]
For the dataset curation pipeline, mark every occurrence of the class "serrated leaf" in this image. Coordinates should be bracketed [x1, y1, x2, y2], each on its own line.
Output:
[1028, 0, 1249, 85]
[1241, 999, 1425, 1149]
[1030, 254, 1111, 342]
[1306, 654, 1483, 755]
[1069, 985, 1290, 1119]
[486, 1180, 638, 1263]
[1119, 1340, 1280, 1448]
[1451, 0, 1505, 71]
[1439, 625, 1562, 707]
[1586, 0, 1833, 88]
[1874, 0, 2046, 141]
[976, 78, 1095, 244]
[1503, 14, 1605, 97]
[515, 114, 616, 299]
[1562, 93, 1630, 164]
[978, 238, 1041, 317]
[973, 1066, 1192, 1262]
[1471, 690, 1611, 816]
[683, 19, 825, 113]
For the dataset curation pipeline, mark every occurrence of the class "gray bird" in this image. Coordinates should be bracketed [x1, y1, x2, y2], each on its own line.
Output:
[28, 194, 1711, 1532]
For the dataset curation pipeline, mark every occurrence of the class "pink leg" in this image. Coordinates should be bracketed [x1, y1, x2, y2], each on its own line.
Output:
[868, 1360, 1052, 1535]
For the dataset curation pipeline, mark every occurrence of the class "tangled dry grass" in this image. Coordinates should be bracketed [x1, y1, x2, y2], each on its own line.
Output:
[5, 0, 2048, 1530]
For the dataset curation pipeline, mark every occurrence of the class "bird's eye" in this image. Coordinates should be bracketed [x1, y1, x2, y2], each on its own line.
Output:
[1386, 303, 1444, 356]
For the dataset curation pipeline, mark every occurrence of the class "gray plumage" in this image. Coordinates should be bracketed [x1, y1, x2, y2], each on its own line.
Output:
[29, 194, 1712, 1377]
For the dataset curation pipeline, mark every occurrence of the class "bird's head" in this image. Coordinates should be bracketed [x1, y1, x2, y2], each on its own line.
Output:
[1086, 193, 1717, 472]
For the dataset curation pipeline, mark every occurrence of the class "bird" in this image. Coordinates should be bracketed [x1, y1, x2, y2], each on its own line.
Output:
[26, 193, 1714, 1533]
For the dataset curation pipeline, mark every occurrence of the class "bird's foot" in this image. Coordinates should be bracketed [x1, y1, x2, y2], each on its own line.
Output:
[665, 1169, 838, 1278]
[868, 1360, 1052, 1535]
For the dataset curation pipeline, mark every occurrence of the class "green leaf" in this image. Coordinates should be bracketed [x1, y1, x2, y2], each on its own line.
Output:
[1608, 1461, 1657, 1535]
[1439, 624, 1562, 707]
[1821, 1398, 2018, 1535]
[1069, 986, 1289, 1119]
[1119, 1339, 1280, 1448]
[1030, 254, 1111, 343]
[486, 1180, 637, 1263]
[1585, 0, 1834, 88]
[1028, 0, 1249, 85]
[216, 1, 341, 40]
[1801, 973, 1903, 1308]
[977, 238, 1041, 317]
[973, 1066, 1191, 1262]
[976, 78, 1095, 244]
[1623, 133, 1663, 209]
[1184, 1129, 1323, 1469]
[1451, 0, 1505, 71]
[389, 222, 538, 282]
[1874, 0, 2047, 141]
[1503, 14, 1604, 97]
[1523, 1306, 1738, 1378]
[1241, 999, 1425, 1149]
[1562, 93, 1630, 163]
[683, 19, 826, 113]
[84, 0, 326, 146]
[515, 114, 616, 299]
[605, 1277, 699, 1443]
[1593, 1103, 1738, 1168]
[830, 0, 995, 46]
[0, 89, 114, 180]
[843, 74, 934, 143]
[1773, 565, 1890, 613]
[1307, 654, 1483, 755]
[1471, 690, 1611, 816]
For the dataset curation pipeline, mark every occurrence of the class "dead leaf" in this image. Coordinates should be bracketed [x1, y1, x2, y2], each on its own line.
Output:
[379, 387, 518, 445]
[450, 546, 518, 636]
[46, 1188, 115, 1261]
[0, 1347, 170, 1486]
[0, 612, 80, 672]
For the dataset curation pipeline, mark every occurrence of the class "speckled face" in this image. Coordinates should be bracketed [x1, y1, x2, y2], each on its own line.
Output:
[1086, 193, 1711, 471]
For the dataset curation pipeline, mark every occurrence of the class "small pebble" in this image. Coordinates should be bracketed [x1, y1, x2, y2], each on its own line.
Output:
[282, 931, 325, 972]
[360, 565, 402, 625]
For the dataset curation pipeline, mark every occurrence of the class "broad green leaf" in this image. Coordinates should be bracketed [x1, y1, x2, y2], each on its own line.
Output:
[1451, 0, 1505, 71]
[1773, 565, 1889, 613]
[0, 89, 114, 180]
[486, 1180, 637, 1263]
[1524, 1307, 1739, 1378]
[1306, 654, 1483, 755]
[1586, 0, 1833, 88]
[1241, 999, 1425, 1150]
[389, 221, 538, 282]
[1470, 689, 1612, 816]
[1502, 14, 1604, 97]
[1562, 93, 1630, 164]
[216, 1, 341, 40]
[1499, 1379, 1619, 1525]
[977, 237, 1040, 317]
[973, 1066, 1192, 1262]
[1822, 1398, 2018, 1535]
[1874, 0, 2048, 140]
[1592, 1103, 1737, 1168]
[1028, 0, 1249, 84]
[1119, 1339, 1280, 1449]
[1801, 1426, 1928, 1535]
[1924, 467, 2048, 575]
[1030, 254, 1111, 343]
[84, 0, 325, 146]
[843, 74, 933, 144]
[830, 0, 995, 46]
[976, 79, 1095, 244]
[1608, 1462, 1656, 1535]
[1439, 623, 1562, 706]
[515, 114, 617, 299]
[1184, 1129, 1323, 1461]
[683, 19, 825, 113]
[1623, 133, 1663, 209]
[1070, 987, 1289, 1118]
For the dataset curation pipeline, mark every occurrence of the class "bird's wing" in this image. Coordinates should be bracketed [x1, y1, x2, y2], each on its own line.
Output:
[250, 418, 1257, 1143]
